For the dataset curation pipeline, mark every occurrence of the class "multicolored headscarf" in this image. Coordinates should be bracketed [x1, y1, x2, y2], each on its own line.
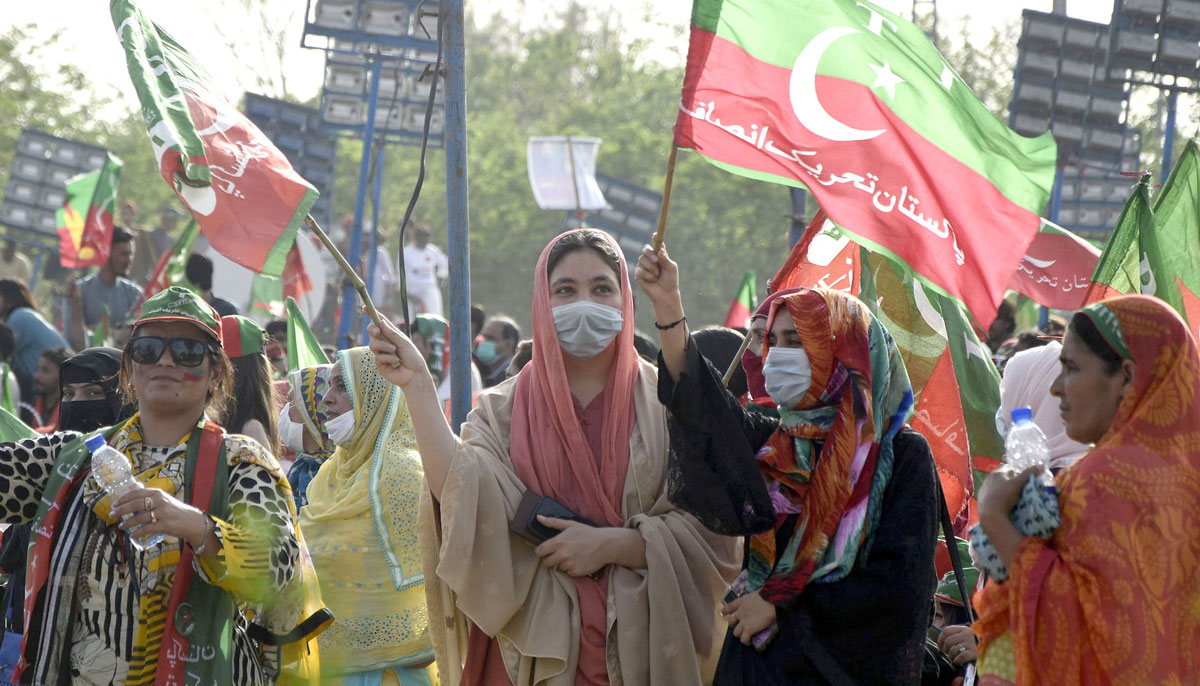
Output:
[747, 288, 914, 603]
[976, 295, 1200, 684]
[288, 364, 334, 457]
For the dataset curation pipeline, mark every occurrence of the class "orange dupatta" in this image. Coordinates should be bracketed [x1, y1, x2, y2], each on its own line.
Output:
[975, 295, 1200, 685]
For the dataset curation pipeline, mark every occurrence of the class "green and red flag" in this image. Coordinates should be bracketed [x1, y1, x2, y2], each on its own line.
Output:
[89, 306, 111, 348]
[1008, 219, 1102, 310]
[775, 213, 1004, 525]
[724, 271, 758, 328]
[676, 0, 1057, 327]
[248, 273, 284, 320]
[55, 152, 123, 269]
[111, 0, 317, 277]
[143, 217, 199, 298]
[1085, 142, 1200, 336]
[285, 296, 329, 372]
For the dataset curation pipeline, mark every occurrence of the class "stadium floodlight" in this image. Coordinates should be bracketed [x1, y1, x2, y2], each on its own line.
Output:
[1010, 10, 1131, 166]
[323, 95, 366, 126]
[313, 0, 357, 31]
[360, 1, 409, 37]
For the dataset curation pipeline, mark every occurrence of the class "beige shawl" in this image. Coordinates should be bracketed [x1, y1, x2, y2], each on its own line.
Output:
[417, 360, 741, 686]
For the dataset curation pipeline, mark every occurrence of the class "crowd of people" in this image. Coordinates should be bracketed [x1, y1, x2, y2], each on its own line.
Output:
[0, 220, 1197, 686]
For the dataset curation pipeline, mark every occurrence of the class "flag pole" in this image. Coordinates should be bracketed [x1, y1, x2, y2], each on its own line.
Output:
[651, 146, 678, 250]
[304, 214, 383, 331]
[721, 332, 752, 388]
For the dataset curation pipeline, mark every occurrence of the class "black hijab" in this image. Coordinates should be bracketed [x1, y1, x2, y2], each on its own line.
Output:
[58, 347, 132, 432]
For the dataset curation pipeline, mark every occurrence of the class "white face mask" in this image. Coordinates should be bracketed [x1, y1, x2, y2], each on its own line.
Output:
[325, 408, 356, 446]
[763, 347, 813, 410]
[552, 300, 624, 359]
[278, 403, 306, 453]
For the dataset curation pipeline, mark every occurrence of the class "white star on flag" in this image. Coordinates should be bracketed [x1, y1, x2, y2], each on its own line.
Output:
[867, 60, 904, 100]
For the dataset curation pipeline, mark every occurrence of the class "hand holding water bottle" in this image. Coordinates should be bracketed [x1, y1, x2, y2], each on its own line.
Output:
[89, 435, 210, 551]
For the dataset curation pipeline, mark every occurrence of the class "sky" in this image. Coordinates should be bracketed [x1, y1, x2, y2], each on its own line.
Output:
[3, 0, 1115, 115]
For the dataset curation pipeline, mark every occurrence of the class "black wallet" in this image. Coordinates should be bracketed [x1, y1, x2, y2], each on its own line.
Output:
[510, 489, 596, 545]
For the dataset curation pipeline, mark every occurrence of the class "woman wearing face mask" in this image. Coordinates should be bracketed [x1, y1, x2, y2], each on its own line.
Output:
[636, 244, 938, 685]
[279, 364, 336, 512]
[973, 296, 1200, 685]
[299, 347, 435, 685]
[367, 228, 739, 686]
[58, 347, 135, 433]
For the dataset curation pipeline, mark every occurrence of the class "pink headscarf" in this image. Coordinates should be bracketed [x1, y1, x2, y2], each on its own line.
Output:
[509, 229, 639, 526]
[508, 229, 640, 684]
[999, 341, 1089, 470]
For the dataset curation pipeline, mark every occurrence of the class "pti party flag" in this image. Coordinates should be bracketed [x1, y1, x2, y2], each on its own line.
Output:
[89, 306, 111, 348]
[285, 296, 329, 372]
[724, 271, 758, 328]
[111, 0, 316, 277]
[676, 0, 1057, 327]
[282, 235, 315, 303]
[143, 218, 199, 298]
[769, 209, 861, 294]
[248, 273, 284, 320]
[55, 153, 123, 269]
[1146, 139, 1200, 330]
[1085, 145, 1200, 334]
[773, 215, 1004, 525]
[1008, 219, 1101, 310]
[0, 404, 37, 442]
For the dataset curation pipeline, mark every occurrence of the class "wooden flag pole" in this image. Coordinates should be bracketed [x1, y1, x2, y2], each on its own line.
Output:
[304, 214, 384, 332]
[652, 146, 678, 251]
[722, 332, 752, 388]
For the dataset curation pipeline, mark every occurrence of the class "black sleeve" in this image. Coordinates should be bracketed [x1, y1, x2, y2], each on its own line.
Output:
[657, 337, 778, 536]
[778, 429, 939, 683]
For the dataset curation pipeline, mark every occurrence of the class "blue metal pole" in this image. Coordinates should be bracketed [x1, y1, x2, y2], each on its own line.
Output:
[444, 0, 472, 433]
[338, 58, 383, 348]
[1040, 165, 1065, 329]
[29, 249, 43, 292]
[362, 144, 386, 341]
[1163, 89, 1179, 181]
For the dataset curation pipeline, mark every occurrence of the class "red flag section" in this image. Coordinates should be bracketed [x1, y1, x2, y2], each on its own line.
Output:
[909, 349, 972, 521]
[676, 29, 1045, 327]
[770, 210, 861, 295]
[1007, 221, 1101, 310]
[282, 238, 313, 303]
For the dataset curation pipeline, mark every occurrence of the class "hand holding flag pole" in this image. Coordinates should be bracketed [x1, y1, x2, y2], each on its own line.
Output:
[652, 147, 678, 251]
[303, 214, 384, 332]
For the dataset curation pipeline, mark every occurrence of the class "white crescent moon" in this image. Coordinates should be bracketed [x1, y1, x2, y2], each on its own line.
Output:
[789, 27, 885, 142]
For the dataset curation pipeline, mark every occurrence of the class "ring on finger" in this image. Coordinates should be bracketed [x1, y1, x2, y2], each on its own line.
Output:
[145, 496, 154, 511]
[150, 511, 157, 524]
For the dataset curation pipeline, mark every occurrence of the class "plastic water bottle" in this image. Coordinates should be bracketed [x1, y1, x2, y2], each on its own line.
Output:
[87, 435, 165, 550]
[1005, 407, 1056, 495]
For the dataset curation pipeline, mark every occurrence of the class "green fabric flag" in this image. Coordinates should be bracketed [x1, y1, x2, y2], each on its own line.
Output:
[248, 273, 283, 320]
[0, 404, 37, 441]
[89, 305, 111, 348]
[676, 0, 1056, 328]
[111, 0, 316, 277]
[285, 296, 329, 372]
[142, 218, 199, 299]
[55, 152, 123, 269]
[724, 271, 757, 328]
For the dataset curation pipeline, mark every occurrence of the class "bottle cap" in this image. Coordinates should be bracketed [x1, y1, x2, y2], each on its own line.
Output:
[1011, 407, 1033, 425]
[84, 434, 106, 453]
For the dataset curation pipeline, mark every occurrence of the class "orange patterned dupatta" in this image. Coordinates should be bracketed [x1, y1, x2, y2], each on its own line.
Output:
[975, 295, 1200, 685]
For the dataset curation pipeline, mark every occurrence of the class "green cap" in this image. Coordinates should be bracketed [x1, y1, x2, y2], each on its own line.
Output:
[134, 286, 222, 343]
[221, 315, 267, 358]
[935, 566, 981, 607]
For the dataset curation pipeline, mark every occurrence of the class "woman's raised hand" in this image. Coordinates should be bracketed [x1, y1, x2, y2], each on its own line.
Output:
[368, 314, 432, 390]
[634, 243, 683, 314]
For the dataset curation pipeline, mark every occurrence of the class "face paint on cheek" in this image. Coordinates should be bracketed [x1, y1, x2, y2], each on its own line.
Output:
[182, 371, 206, 382]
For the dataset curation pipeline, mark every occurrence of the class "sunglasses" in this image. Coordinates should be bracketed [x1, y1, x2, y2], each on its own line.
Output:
[127, 336, 217, 368]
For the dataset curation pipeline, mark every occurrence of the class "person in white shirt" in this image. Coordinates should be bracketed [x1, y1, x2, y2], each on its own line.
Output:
[402, 222, 448, 317]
